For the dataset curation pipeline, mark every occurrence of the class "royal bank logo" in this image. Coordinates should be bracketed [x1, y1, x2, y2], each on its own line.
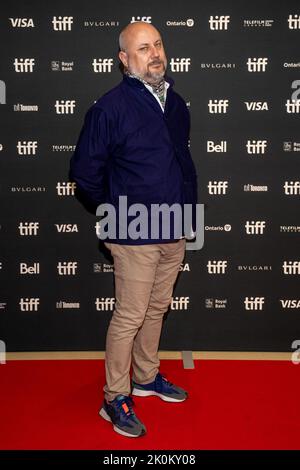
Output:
[166, 19, 194, 27]
[245, 101, 269, 111]
[209, 15, 230, 30]
[14, 58, 35, 72]
[207, 140, 227, 152]
[243, 19, 273, 28]
[55, 224, 78, 233]
[171, 296, 189, 310]
[20, 298, 40, 311]
[56, 182, 76, 196]
[247, 58, 268, 72]
[207, 181, 228, 195]
[93, 263, 114, 273]
[246, 140, 267, 154]
[287, 14, 300, 29]
[131, 16, 152, 23]
[284, 181, 300, 195]
[282, 261, 300, 275]
[55, 100, 76, 114]
[56, 301, 80, 309]
[283, 141, 300, 152]
[17, 141, 38, 155]
[285, 100, 300, 113]
[238, 265, 272, 272]
[245, 221, 266, 234]
[20, 263, 40, 274]
[207, 260, 227, 274]
[57, 261, 78, 275]
[51, 61, 74, 72]
[52, 16, 73, 31]
[170, 58, 191, 72]
[205, 298, 227, 309]
[205, 224, 232, 232]
[280, 299, 300, 309]
[208, 99, 229, 113]
[280, 225, 300, 233]
[244, 297, 265, 310]
[244, 184, 268, 192]
[92, 58, 114, 73]
[18, 222, 39, 236]
[9, 18, 35, 27]
[95, 297, 115, 311]
[14, 103, 39, 112]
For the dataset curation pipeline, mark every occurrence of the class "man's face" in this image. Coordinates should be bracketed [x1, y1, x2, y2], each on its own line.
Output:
[119, 26, 167, 83]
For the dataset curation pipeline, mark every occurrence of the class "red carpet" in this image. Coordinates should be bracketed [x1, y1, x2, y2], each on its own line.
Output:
[0, 359, 299, 450]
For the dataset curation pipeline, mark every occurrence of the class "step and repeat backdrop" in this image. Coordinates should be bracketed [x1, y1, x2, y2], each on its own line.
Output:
[1, 0, 300, 352]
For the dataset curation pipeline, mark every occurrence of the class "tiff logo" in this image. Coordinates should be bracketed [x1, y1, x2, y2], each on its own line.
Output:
[287, 14, 300, 29]
[95, 297, 115, 311]
[18, 222, 39, 236]
[246, 140, 267, 154]
[207, 181, 228, 194]
[244, 297, 265, 310]
[17, 141, 37, 155]
[247, 58, 268, 72]
[14, 58, 35, 72]
[284, 181, 300, 195]
[20, 263, 40, 274]
[170, 58, 191, 72]
[131, 16, 152, 23]
[285, 100, 300, 113]
[207, 260, 227, 274]
[282, 261, 300, 275]
[209, 15, 230, 30]
[92, 58, 113, 73]
[20, 298, 40, 311]
[55, 100, 76, 114]
[171, 296, 190, 310]
[245, 221, 266, 235]
[52, 16, 73, 31]
[56, 182, 76, 196]
[57, 261, 78, 275]
[208, 99, 229, 113]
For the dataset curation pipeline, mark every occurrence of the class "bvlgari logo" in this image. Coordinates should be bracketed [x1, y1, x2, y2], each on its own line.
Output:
[11, 186, 46, 193]
[201, 63, 236, 70]
[83, 20, 120, 27]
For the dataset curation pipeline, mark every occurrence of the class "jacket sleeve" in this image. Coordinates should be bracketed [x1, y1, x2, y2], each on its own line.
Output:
[69, 106, 111, 211]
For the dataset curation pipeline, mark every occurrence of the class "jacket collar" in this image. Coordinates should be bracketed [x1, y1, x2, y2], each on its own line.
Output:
[122, 73, 174, 90]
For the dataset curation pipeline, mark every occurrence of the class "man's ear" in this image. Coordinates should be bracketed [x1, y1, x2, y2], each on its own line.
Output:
[118, 50, 128, 68]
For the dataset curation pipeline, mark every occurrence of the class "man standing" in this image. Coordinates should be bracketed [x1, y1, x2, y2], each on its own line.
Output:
[70, 21, 197, 438]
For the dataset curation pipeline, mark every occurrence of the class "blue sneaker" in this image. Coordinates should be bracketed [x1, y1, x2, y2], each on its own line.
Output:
[132, 372, 188, 402]
[99, 394, 146, 438]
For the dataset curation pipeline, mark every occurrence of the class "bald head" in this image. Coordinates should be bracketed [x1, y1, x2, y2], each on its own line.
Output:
[119, 22, 161, 53]
[118, 22, 167, 84]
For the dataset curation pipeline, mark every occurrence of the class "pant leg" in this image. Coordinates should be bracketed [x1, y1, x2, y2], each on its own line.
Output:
[103, 242, 161, 402]
[132, 238, 186, 384]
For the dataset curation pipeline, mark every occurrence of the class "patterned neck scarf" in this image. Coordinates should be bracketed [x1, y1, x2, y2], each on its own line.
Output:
[125, 70, 166, 109]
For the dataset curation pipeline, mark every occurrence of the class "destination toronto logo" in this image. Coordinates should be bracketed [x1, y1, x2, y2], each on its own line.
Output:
[96, 196, 204, 250]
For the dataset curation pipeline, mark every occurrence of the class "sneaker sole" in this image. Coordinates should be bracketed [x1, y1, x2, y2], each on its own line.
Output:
[99, 407, 146, 438]
[132, 388, 187, 402]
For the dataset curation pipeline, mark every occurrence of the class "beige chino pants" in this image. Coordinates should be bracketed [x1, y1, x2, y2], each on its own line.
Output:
[103, 238, 186, 402]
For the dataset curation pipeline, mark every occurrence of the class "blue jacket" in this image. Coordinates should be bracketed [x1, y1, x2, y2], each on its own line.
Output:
[69, 74, 197, 244]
